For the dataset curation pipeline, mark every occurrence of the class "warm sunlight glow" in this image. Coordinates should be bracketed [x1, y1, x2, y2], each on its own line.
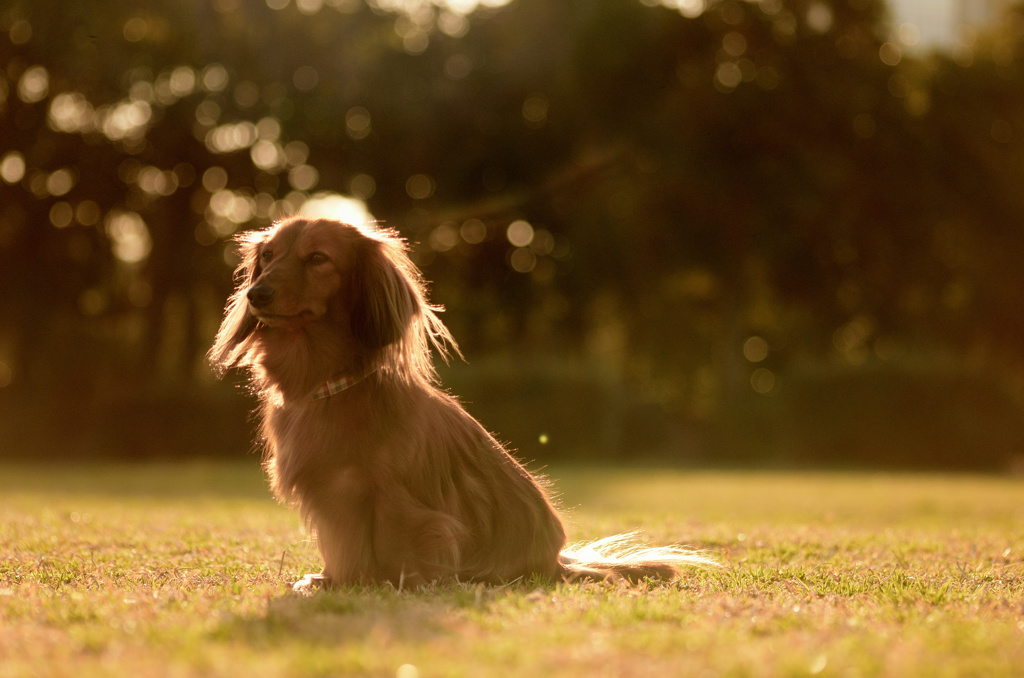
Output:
[298, 192, 375, 226]
[641, 0, 705, 19]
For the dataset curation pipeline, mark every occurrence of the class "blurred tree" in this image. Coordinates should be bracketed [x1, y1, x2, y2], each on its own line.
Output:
[1, 0, 1023, 466]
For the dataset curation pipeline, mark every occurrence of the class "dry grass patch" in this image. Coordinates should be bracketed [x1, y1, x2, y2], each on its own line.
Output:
[1, 463, 1022, 677]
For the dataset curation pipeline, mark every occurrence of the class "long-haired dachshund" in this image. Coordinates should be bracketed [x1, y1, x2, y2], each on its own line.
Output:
[209, 217, 712, 590]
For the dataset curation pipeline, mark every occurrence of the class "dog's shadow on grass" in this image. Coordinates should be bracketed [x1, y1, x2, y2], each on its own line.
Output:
[214, 581, 533, 646]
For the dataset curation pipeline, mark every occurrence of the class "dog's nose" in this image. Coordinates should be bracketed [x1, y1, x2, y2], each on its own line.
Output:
[247, 284, 275, 308]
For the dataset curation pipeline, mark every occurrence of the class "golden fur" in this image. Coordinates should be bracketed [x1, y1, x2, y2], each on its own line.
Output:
[209, 217, 712, 590]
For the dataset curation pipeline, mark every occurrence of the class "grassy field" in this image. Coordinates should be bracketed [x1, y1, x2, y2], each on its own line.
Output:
[1, 462, 1022, 678]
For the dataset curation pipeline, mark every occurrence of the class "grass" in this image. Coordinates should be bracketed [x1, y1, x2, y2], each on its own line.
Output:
[1, 462, 1022, 678]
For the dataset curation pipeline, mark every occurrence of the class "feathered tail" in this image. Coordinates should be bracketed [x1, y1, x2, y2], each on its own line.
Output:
[558, 532, 718, 584]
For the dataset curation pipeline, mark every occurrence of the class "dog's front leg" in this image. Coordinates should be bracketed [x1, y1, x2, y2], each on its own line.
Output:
[293, 469, 377, 591]
[370, 488, 467, 588]
[292, 572, 329, 594]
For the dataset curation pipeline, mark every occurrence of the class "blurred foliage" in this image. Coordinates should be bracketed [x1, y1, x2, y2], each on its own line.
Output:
[2, 0, 1024, 468]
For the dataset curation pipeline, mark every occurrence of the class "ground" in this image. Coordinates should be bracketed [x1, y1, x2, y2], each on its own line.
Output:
[1, 462, 1022, 677]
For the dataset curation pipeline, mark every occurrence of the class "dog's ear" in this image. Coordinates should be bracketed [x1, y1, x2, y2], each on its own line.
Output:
[207, 229, 267, 375]
[349, 237, 419, 350]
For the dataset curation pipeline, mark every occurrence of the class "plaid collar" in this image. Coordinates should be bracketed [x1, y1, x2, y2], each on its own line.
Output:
[310, 367, 376, 401]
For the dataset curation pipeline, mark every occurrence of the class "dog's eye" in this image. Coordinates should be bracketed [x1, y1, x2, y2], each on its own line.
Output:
[306, 252, 329, 266]
[260, 249, 273, 262]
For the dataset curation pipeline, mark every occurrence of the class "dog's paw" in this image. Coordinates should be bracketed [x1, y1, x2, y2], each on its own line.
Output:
[292, 573, 329, 595]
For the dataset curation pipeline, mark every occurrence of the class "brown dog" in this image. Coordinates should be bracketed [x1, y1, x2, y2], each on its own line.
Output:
[209, 217, 711, 590]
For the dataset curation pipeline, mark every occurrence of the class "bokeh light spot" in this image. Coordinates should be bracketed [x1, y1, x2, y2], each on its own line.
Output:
[46, 169, 75, 197]
[17, 65, 49, 103]
[897, 23, 921, 47]
[293, 65, 319, 91]
[396, 665, 419, 678]
[509, 247, 536, 273]
[76, 200, 101, 226]
[288, 164, 319, 191]
[123, 17, 147, 42]
[406, 174, 435, 200]
[105, 211, 152, 264]
[522, 94, 548, 127]
[169, 66, 196, 98]
[506, 220, 534, 248]
[530, 228, 554, 255]
[205, 121, 258, 153]
[9, 20, 32, 45]
[202, 64, 229, 92]
[233, 81, 260, 108]
[296, 0, 323, 14]
[346, 107, 372, 140]
[461, 219, 487, 244]
[438, 11, 469, 38]
[50, 202, 74, 228]
[715, 62, 743, 91]
[256, 117, 282, 141]
[652, 0, 705, 19]
[202, 167, 229, 192]
[806, 3, 833, 34]
[349, 173, 376, 200]
[429, 223, 459, 252]
[879, 42, 902, 67]
[99, 100, 153, 141]
[251, 140, 286, 171]
[284, 141, 309, 167]
[195, 100, 221, 126]
[49, 92, 95, 133]
[722, 32, 747, 57]
[750, 368, 776, 394]
[743, 336, 769, 363]
[0, 153, 26, 184]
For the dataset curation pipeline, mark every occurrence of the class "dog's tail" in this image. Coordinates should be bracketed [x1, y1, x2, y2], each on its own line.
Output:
[558, 532, 718, 584]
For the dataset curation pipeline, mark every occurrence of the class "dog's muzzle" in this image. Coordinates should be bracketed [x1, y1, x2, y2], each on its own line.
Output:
[247, 284, 275, 309]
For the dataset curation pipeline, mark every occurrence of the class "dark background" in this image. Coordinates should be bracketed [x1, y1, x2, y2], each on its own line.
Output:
[2, 0, 1023, 470]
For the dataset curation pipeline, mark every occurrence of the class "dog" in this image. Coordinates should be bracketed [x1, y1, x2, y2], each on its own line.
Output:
[209, 216, 712, 590]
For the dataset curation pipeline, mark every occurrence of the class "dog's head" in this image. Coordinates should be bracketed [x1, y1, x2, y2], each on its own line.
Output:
[208, 217, 456, 382]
